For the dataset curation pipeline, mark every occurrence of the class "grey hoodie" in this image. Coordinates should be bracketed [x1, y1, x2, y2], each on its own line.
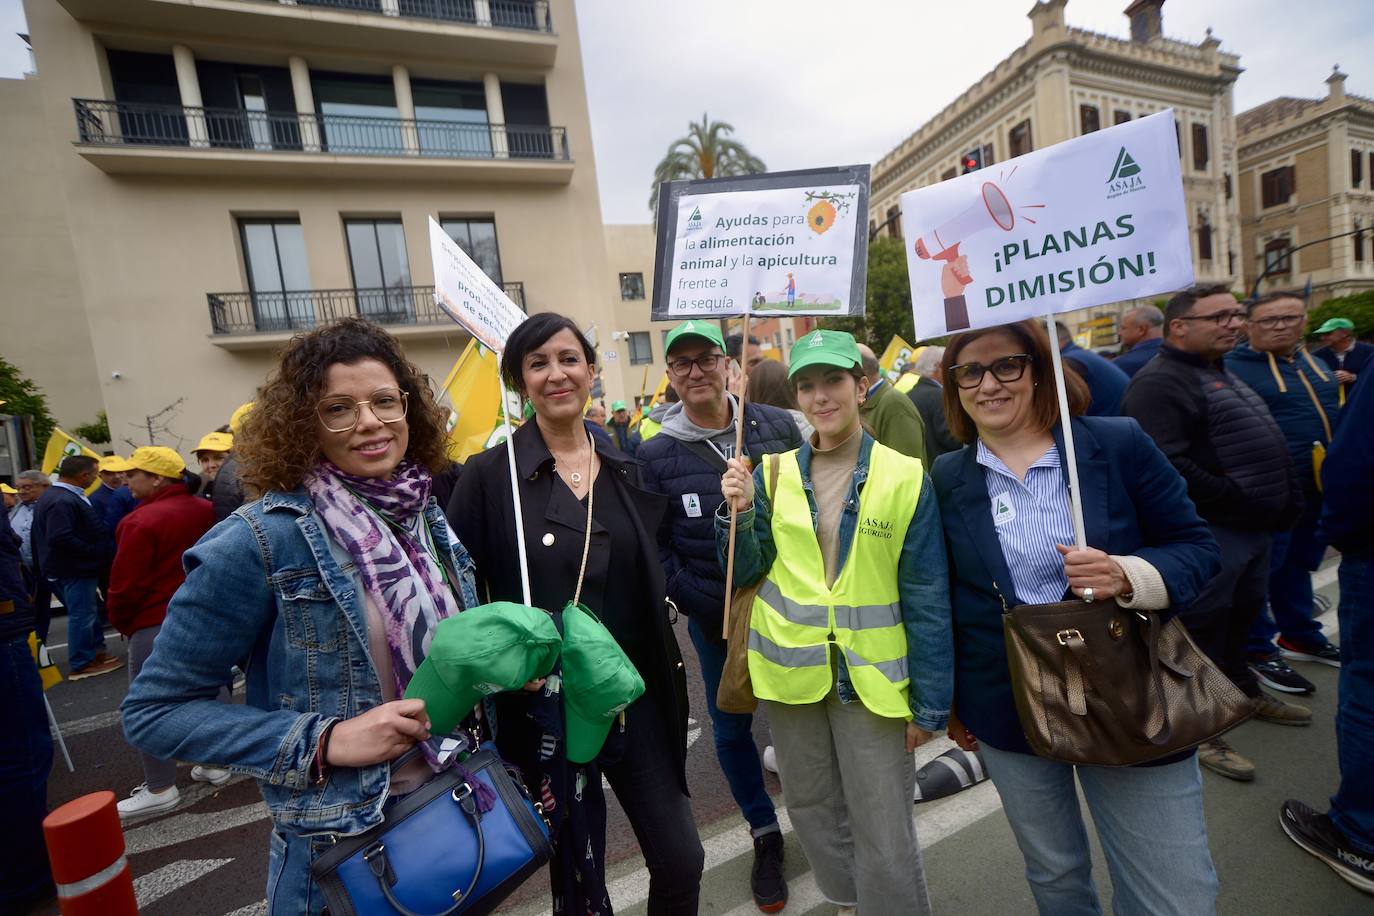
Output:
[659, 394, 742, 461]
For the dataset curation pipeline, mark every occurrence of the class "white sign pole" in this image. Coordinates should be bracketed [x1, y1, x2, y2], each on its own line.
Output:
[498, 375, 533, 606]
[1044, 314, 1087, 550]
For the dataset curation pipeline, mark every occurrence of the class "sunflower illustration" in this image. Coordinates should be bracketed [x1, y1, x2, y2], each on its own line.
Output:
[807, 200, 837, 235]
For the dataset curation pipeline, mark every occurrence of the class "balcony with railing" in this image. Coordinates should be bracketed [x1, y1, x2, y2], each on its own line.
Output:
[73, 100, 573, 182]
[293, 0, 552, 32]
[206, 284, 526, 348]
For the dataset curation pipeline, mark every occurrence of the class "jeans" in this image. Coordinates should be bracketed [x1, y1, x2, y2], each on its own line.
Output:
[53, 576, 105, 671]
[686, 616, 778, 832]
[765, 687, 931, 914]
[603, 694, 705, 916]
[1249, 499, 1328, 655]
[1330, 548, 1374, 854]
[1178, 524, 1269, 697]
[979, 743, 1217, 916]
[0, 635, 55, 909]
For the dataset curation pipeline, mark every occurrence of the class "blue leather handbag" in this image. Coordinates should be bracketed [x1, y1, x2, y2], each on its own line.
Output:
[311, 748, 552, 916]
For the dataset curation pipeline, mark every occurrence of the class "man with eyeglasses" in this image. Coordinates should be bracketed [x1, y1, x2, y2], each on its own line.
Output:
[1122, 284, 1309, 782]
[1226, 292, 1343, 687]
[636, 320, 800, 913]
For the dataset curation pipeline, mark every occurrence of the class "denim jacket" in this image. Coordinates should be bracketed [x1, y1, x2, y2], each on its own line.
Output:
[121, 488, 479, 838]
[714, 433, 953, 731]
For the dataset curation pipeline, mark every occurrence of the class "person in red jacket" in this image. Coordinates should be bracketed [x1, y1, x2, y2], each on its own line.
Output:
[109, 446, 222, 817]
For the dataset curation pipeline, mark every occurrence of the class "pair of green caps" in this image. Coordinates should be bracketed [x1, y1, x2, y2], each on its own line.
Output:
[405, 602, 643, 764]
[664, 320, 860, 379]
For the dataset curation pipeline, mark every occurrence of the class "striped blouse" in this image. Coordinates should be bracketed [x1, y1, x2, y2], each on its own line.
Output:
[975, 440, 1074, 605]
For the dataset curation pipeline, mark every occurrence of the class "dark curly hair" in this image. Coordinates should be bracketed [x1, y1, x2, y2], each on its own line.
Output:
[237, 317, 450, 493]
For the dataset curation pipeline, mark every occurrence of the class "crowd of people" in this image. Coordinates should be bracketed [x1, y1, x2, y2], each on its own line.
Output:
[0, 288, 1370, 915]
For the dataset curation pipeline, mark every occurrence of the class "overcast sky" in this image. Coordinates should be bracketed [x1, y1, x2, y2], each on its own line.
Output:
[2, 0, 1365, 225]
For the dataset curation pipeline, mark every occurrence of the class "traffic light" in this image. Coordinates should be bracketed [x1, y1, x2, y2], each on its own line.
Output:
[962, 147, 984, 174]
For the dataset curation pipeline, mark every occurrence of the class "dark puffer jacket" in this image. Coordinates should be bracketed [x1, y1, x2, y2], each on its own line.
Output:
[637, 402, 800, 637]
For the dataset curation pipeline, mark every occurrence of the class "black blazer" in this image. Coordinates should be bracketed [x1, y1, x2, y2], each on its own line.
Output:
[446, 420, 689, 790]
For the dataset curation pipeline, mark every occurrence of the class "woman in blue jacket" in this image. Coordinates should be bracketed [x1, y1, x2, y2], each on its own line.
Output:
[931, 319, 1221, 915]
[122, 318, 478, 914]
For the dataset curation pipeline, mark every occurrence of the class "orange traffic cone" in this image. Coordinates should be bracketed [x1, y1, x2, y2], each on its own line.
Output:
[43, 791, 139, 915]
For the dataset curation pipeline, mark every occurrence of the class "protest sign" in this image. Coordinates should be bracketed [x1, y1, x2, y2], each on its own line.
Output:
[901, 110, 1192, 340]
[651, 166, 870, 320]
[428, 217, 527, 351]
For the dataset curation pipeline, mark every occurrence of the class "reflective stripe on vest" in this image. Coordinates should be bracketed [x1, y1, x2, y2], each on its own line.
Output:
[894, 373, 920, 394]
[748, 442, 922, 719]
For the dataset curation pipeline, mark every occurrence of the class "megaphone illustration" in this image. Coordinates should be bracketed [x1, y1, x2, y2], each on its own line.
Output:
[913, 180, 1017, 263]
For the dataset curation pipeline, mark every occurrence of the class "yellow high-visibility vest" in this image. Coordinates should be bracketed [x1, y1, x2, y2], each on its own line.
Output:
[894, 373, 920, 394]
[639, 417, 662, 441]
[748, 442, 921, 719]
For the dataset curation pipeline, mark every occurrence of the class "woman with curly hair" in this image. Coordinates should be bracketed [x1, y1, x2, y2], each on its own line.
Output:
[122, 317, 479, 914]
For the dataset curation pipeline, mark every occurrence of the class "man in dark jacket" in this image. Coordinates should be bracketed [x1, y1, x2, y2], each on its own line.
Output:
[857, 343, 928, 463]
[1112, 306, 1165, 377]
[1226, 291, 1342, 678]
[605, 400, 633, 452]
[1278, 365, 1374, 890]
[1122, 285, 1308, 782]
[902, 346, 963, 457]
[637, 319, 800, 912]
[0, 508, 55, 911]
[90, 455, 138, 533]
[1056, 321, 1129, 415]
[1311, 316, 1372, 397]
[109, 447, 220, 816]
[31, 455, 120, 679]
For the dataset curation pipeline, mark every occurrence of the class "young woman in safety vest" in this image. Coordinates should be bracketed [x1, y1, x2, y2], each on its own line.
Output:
[719, 329, 954, 916]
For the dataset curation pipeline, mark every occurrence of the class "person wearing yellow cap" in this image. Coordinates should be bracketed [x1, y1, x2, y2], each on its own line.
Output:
[109, 447, 221, 816]
[91, 454, 138, 534]
[191, 431, 234, 501]
[1, 482, 15, 512]
[719, 329, 953, 915]
[214, 409, 253, 522]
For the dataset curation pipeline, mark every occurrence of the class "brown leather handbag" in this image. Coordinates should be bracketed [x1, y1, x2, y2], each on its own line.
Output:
[716, 455, 781, 715]
[1003, 596, 1252, 767]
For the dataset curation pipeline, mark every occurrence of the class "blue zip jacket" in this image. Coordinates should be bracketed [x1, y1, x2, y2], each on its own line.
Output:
[1225, 342, 1341, 492]
[715, 432, 953, 731]
[90, 483, 139, 533]
[1320, 367, 1373, 553]
[31, 484, 113, 580]
[1061, 341, 1130, 416]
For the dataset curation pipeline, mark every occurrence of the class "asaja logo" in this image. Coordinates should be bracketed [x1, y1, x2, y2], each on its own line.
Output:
[807, 331, 825, 347]
[685, 206, 704, 232]
[1106, 147, 1146, 200]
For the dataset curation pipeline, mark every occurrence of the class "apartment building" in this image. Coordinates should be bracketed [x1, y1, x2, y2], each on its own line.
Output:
[869, 0, 1242, 346]
[3, 0, 620, 449]
[1237, 68, 1374, 304]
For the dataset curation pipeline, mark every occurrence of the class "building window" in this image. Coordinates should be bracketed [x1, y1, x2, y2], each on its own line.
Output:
[785, 326, 794, 346]
[313, 73, 404, 153]
[1264, 238, 1292, 278]
[1261, 166, 1296, 208]
[413, 79, 490, 156]
[345, 219, 413, 321]
[941, 167, 957, 181]
[1228, 249, 1236, 275]
[619, 272, 645, 300]
[1354, 149, 1365, 188]
[982, 142, 996, 165]
[1114, 110, 1132, 125]
[440, 218, 503, 285]
[1197, 217, 1213, 261]
[627, 331, 652, 365]
[1079, 105, 1100, 134]
[886, 205, 902, 240]
[1355, 224, 1365, 264]
[1192, 123, 1209, 171]
[1009, 119, 1033, 157]
[1225, 172, 1232, 200]
[239, 219, 313, 330]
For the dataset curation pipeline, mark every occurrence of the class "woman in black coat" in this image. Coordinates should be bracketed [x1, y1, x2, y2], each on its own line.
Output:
[446, 313, 702, 916]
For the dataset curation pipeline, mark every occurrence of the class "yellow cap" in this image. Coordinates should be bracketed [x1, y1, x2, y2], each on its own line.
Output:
[127, 446, 186, 480]
[0, 483, 16, 495]
[99, 455, 134, 473]
[194, 431, 234, 454]
[229, 402, 254, 435]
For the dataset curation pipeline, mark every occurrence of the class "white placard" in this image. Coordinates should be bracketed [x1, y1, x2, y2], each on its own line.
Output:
[901, 110, 1193, 340]
[428, 216, 527, 351]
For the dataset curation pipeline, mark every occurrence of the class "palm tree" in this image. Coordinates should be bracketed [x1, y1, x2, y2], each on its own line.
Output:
[649, 113, 767, 218]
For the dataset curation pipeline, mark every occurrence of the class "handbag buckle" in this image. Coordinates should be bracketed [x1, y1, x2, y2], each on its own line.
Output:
[1056, 628, 1083, 646]
[452, 783, 473, 804]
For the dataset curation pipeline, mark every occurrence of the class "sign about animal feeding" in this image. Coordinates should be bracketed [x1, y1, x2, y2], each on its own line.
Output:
[900, 110, 1192, 340]
[650, 166, 870, 320]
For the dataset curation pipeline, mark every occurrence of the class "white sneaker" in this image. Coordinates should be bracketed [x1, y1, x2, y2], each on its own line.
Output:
[762, 745, 779, 774]
[191, 765, 232, 786]
[117, 783, 179, 818]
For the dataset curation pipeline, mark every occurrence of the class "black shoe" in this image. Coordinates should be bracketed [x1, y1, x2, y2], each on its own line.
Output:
[1278, 636, 1342, 668]
[1249, 656, 1315, 694]
[1280, 799, 1374, 894]
[751, 830, 787, 912]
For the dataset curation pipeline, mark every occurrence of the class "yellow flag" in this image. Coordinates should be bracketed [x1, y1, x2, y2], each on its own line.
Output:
[41, 428, 102, 493]
[878, 335, 917, 379]
[28, 632, 62, 691]
[631, 372, 670, 429]
[440, 340, 504, 462]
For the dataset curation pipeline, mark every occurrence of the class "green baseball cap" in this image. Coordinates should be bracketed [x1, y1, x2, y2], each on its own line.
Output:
[787, 329, 862, 379]
[663, 319, 726, 355]
[610, 400, 627, 412]
[1314, 317, 1354, 334]
[405, 603, 561, 735]
[561, 604, 645, 764]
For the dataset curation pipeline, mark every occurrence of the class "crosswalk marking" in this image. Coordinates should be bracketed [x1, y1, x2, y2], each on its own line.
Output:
[134, 858, 233, 908]
[125, 801, 268, 855]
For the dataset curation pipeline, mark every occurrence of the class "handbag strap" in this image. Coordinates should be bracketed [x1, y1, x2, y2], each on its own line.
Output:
[1058, 612, 1173, 747]
[364, 782, 486, 916]
[570, 432, 597, 608]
